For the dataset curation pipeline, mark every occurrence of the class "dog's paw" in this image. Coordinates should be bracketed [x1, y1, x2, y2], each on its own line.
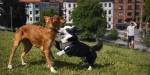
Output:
[87, 66, 92, 71]
[56, 50, 65, 56]
[8, 64, 12, 69]
[50, 67, 58, 73]
[22, 62, 27, 65]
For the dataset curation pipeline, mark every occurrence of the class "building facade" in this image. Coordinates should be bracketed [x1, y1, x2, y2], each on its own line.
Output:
[63, 0, 77, 24]
[25, 3, 40, 24]
[101, 0, 114, 30]
[113, 0, 144, 30]
[20, 0, 63, 24]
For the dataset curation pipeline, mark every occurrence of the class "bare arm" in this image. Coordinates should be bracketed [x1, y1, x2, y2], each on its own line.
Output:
[131, 21, 137, 27]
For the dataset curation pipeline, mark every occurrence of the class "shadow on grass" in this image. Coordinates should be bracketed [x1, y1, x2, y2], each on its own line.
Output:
[8, 59, 112, 71]
[29, 59, 45, 65]
[54, 60, 112, 70]
[54, 60, 79, 69]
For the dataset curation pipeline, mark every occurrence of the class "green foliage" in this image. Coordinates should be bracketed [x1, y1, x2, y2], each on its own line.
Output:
[39, 9, 58, 26]
[107, 29, 118, 40]
[143, 34, 150, 47]
[144, 0, 150, 22]
[72, 0, 106, 39]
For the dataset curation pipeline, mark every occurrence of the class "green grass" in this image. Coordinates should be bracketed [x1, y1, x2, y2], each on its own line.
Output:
[0, 31, 150, 75]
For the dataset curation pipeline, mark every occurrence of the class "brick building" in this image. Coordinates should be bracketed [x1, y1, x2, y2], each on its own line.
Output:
[113, 0, 144, 30]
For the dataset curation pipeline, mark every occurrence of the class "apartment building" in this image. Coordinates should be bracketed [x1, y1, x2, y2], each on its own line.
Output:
[114, 0, 144, 30]
[63, 0, 77, 24]
[101, 0, 114, 30]
[19, 0, 41, 24]
[19, 0, 63, 24]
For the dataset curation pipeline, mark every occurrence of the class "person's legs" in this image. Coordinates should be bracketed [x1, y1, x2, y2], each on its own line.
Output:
[128, 36, 132, 48]
[131, 36, 135, 49]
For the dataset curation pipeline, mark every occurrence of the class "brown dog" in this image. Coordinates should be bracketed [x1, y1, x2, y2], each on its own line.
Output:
[7, 15, 65, 73]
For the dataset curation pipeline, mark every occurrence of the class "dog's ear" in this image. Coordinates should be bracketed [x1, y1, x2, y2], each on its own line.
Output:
[44, 16, 50, 24]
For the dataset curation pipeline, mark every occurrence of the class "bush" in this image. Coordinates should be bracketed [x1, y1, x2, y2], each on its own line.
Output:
[107, 29, 118, 40]
[143, 34, 150, 47]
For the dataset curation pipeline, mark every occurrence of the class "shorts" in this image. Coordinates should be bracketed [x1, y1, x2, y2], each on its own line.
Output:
[128, 36, 134, 43]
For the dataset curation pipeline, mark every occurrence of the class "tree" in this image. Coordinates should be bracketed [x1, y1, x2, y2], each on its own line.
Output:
[72, 0, 106, 40]
[2, 0, 26, 29]
[144, 0, 150, 22]
[143, 0, 150, 35]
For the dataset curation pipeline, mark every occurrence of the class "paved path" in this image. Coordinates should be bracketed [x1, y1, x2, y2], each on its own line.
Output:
[104, 29, 150, 52]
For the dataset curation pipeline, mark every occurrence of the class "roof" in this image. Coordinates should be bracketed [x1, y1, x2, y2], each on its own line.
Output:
[101, 0, 113, 2]
[64, 0, 76, 2]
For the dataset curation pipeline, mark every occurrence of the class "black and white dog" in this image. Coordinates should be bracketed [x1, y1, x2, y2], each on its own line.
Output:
[55, 25, 103, 70]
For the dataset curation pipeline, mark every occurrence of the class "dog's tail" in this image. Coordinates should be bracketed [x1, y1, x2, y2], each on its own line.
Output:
[91, 38, 103, 51]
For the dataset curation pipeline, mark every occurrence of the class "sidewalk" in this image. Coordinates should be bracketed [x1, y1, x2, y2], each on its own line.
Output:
[104, 29, 150, 52]
[104, 39, 150, 51]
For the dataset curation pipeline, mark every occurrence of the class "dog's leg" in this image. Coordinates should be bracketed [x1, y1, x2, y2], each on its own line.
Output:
[56, 46, 69, 56]
[44, 49, 57, 73]
[88, 66, 92, 71]
[86, 52, 97, 71]
[8, 33, 21, 69]
[21, 39, 32, 65]
[43, 41, 57, 73]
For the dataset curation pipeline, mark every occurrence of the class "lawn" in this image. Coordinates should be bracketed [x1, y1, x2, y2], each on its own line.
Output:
[0, 31, 150, 75]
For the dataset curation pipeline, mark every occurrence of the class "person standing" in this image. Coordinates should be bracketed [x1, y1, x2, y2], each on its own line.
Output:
[126, 21, 137, 49]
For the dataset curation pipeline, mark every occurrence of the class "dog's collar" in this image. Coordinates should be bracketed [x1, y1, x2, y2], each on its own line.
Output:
[49, 27, 58, 33]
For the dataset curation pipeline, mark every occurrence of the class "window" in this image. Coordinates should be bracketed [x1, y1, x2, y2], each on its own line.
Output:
[136, 0, 141, 3]
[128, 5, 132, 10]
[69, 10, 71, 14]
[136, 12, 140, 16]
[105, 10, 107, 14]
[108, 17, 111, 21]
[108, 10, 111, 14]
[104, 3, 107, 7]
[128, 0, 133, 3]
[127, 12, 132, 16]
[119, 12, 123, 16]
[30, 17, 32, 21]
[136, 5, 140, 9]
[35, 10, 39, 14]
[119, 0, 123, 3]
[68, 3, 71, 8]
[36, 17, 40, 21]
[73, 4, 76, 8]
[109, 3, 111, 7]
[35, 5, 39, 8]
[30, 11, 32, 14]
